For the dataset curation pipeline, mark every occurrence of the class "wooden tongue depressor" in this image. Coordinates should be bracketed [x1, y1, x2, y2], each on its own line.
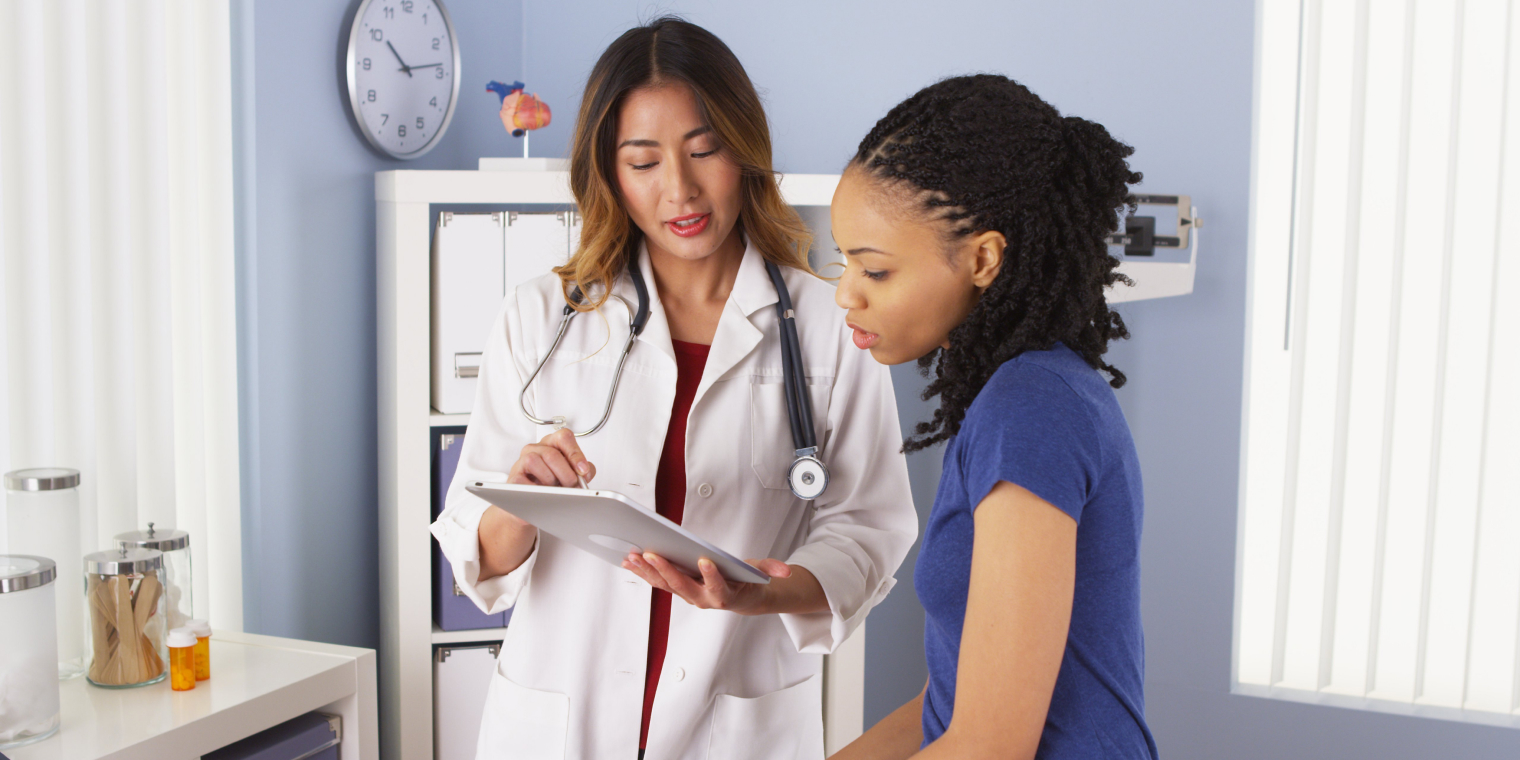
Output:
[88, 575, 114, 683]
[116, 575, 140, 684]
[135, 572, 164, 677]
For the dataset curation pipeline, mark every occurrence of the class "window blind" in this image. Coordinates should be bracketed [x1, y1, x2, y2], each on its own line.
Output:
[1237, 0, 1520, 723]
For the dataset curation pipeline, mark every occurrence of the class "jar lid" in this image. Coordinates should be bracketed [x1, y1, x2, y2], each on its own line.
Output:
[84, 547, 163, 576]
[116, 522, 190, 552]
[4, 467, 81, 491]
[167, 627, 199, 648]
[0, 555, 57, 593]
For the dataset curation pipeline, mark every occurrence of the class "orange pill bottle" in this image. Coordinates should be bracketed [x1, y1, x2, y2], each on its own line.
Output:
[187, 618, 211, 680]
[167, 627, 197, 691]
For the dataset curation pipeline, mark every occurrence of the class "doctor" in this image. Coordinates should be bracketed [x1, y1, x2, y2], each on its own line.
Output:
[430, 17, 917, 760]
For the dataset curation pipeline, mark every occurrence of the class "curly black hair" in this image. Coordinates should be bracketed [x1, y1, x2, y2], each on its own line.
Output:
[851, 74, 1141, 453]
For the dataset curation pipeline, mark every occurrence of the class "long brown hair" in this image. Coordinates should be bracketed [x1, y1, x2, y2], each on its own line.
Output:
[560, 16, 812, 310]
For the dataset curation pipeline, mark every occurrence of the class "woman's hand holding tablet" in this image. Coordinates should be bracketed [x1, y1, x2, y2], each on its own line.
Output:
[485, 428, 816, 606]
[622, 551, 795, 614]
[467, 481, 779, 586]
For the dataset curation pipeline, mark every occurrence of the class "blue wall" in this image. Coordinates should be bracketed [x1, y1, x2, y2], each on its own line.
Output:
[236, 1, 1520, 756]
[236, 0, 525, 647]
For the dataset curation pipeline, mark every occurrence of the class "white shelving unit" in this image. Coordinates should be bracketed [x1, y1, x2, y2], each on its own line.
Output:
[375, 166, 864, 760]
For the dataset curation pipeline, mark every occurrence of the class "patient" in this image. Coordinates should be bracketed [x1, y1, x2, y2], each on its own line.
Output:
[827, 75, 1159, 759]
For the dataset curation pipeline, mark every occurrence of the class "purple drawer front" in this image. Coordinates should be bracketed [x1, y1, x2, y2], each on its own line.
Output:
[433, 429, 510, 631]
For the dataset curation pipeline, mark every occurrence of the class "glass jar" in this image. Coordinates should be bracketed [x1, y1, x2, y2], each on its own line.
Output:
[0, 555, 61, 749]
[116, 523, 193, 630]
[82, 548, 167, 688]
[3, 468, 84, 680]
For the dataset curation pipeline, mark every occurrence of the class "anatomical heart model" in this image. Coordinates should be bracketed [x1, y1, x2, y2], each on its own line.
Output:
[487, 80, 551, 137]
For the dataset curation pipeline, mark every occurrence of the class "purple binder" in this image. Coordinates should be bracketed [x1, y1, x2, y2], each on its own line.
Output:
[203, 712, 340, 760]
[433, 429, 511, 631]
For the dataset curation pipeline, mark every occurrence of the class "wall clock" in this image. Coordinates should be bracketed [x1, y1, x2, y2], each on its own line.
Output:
[345, 0, 461, 159]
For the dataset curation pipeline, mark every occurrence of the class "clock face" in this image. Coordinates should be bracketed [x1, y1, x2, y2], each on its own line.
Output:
[347, 0, 459, 159]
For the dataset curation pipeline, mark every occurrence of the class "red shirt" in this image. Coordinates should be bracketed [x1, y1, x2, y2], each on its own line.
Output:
[641, 339, 710, 750]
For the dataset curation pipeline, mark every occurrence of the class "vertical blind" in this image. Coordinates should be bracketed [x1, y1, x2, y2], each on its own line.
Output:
[0, 0, 242, 629]
[1238, 0, 1520, 721]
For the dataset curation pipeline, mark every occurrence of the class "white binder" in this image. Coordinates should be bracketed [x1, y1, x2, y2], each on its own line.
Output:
[504, 211, 575, 297]
[433, 642, 500, 760]
[432, 212, 506, 414]
[430, 211, 576, 414]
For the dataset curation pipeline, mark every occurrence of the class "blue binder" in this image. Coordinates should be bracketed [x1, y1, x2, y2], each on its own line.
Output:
[433, 428, 510, 631]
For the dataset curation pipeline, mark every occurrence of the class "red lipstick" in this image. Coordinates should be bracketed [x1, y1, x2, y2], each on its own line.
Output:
[666, 212, 710, 238]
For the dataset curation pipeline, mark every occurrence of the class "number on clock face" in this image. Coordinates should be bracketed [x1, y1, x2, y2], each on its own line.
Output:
[351, 0, 454, 157]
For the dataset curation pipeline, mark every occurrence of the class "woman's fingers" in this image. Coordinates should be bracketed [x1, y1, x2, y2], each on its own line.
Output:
[511, 428, 600, 490]
[746, 558, 792, 579]
[644, 552, 709, 604]
[543, 428, 596, 483]
[515, 452, 558, 486]
[518, 445, 579, 486]
[623, 553, 671, 592]
[697, 558, 727, 591]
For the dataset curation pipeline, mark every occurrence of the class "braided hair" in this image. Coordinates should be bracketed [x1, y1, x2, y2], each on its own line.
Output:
[851, 74, 1141, 453]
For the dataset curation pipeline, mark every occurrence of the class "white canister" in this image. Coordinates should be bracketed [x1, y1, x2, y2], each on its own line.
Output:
[116, 523, 193, 631]
[0, 555, 62, 750]
[3, 468, 84, 680]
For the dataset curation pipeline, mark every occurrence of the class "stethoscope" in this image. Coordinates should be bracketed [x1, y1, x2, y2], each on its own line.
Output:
[520, 254, 829, 501]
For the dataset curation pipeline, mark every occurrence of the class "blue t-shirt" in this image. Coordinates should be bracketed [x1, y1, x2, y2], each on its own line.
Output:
[915, 344, 1157, 759]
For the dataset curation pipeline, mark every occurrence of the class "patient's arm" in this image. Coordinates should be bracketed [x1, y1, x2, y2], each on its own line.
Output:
[828, 680, 925, 760]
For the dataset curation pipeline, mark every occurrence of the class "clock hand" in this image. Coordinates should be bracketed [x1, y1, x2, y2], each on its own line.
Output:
[409, 63, 442, 69]
[385, 40, 413, 77]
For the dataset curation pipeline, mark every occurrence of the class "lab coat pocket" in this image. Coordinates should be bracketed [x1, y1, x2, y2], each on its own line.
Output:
[707, 674, 825, 760]
[750, 379, 830, 490]
[475, 665, 569, 760]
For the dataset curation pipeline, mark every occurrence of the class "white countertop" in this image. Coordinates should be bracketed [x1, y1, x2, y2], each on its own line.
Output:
[8, 630, 377, 760]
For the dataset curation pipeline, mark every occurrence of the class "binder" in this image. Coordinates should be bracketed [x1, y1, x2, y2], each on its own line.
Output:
[203, 712, 340, 760]
[504, 211, 576, 297]
[431, 212, 506, 414]
[430, 210, 577, 414]
[433, 643, 500, 760]
[433, 429, 510, 631]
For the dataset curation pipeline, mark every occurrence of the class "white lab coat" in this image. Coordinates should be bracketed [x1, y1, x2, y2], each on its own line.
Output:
[431, 239, 917, 760]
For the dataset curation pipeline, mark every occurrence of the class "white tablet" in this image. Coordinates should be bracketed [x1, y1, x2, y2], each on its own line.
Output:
[464, 482, 770, 585]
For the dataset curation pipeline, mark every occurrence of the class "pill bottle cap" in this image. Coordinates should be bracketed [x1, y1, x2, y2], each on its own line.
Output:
[187, 618, 212, 637]
[168, 627, 198, 649]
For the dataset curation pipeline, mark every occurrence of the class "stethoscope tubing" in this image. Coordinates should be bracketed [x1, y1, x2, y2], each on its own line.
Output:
[766, 261, 815, 453]
[518, 293, 640, 437]
[519, 252, 826, 498]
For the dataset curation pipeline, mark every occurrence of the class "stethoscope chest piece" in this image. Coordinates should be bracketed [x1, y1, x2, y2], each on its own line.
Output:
[787, 453, 829, 501]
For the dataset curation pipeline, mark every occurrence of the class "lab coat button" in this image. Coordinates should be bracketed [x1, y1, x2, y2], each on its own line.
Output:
[697, 483, 713, 498]
[671, 667, 685, 682]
